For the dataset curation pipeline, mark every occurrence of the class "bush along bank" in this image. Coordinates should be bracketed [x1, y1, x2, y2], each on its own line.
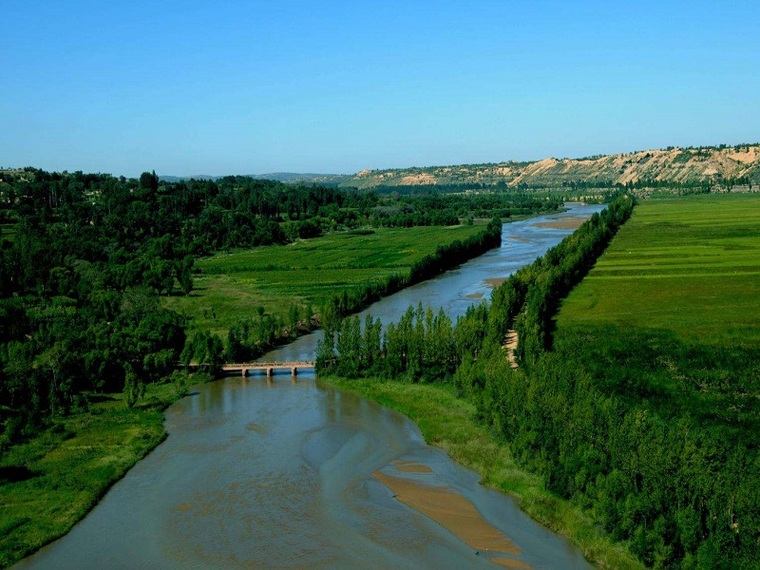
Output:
[470, 194, 758, 568]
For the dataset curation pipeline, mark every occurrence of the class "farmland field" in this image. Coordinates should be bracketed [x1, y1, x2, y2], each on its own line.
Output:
[555, 193, 760, 427]
[558, 193, 760, 347]
[164, 224, 487, 336]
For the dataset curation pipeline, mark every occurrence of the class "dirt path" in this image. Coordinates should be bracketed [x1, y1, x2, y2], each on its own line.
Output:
[504, 330, 519, 369]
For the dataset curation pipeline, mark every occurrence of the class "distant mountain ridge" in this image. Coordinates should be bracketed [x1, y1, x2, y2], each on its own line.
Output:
[249, 172, 350, 184]
[338, 144, 760, 189]
[158, 143, 760, 190]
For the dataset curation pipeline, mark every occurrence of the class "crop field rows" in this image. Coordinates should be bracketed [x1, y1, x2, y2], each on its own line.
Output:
[559, 193, 760, 347]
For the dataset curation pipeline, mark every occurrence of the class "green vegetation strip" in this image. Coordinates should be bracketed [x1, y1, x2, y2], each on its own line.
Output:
[0, 383, 186, 568]
[0, 224, 14, 242]
[164, 224, 487, 336]
[319, 376, 642, 570]
[559, 193, 760, 346]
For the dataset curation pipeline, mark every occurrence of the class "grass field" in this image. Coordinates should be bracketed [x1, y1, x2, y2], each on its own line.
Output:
[555, 193, 760, 428]
[164, 224, 487, 337]
[0, 382, 187, 567]
[558, 193, 760, 347]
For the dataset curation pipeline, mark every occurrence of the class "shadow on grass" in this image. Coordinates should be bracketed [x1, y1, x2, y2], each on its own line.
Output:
[166, 288, 211, 297]
[0, 466, 36, 484]
[81, 392, 119, 404]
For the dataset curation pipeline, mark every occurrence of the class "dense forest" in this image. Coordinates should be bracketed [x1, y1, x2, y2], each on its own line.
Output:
[318, 195, 760, 568]
[0, 168, 557, 449]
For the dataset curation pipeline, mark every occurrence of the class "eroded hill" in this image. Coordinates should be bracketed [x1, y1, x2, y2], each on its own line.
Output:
[339, 144, 760, 190]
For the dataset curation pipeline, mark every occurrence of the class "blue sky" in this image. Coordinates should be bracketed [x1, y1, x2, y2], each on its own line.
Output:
[1, 1, 758, 177]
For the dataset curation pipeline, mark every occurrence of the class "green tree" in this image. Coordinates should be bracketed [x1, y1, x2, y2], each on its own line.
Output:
[123, 362, 144, 408]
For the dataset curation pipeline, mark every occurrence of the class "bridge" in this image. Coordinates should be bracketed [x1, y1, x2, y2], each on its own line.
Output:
[221, 361, 315, 378]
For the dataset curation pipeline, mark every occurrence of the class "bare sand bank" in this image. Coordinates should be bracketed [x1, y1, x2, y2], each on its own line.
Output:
[533, 216, 587, 230]
[373, 470, 523, 561]
[484, 277, 508, 288]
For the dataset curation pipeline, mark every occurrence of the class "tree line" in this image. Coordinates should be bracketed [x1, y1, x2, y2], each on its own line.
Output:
[318, 196, 634, 382]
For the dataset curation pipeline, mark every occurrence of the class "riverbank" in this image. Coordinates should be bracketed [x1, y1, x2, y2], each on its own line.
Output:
[319, 375, 643, 570]
[0, 380, 198, 568]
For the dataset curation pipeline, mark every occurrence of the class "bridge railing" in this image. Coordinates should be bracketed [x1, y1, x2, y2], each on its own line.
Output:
[222, 361, 315, 369]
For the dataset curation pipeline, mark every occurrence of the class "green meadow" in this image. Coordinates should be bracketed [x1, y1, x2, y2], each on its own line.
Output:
[0, 382, 185, 567]
[558, 193, 760, 346]
[164, 224, 486, 336]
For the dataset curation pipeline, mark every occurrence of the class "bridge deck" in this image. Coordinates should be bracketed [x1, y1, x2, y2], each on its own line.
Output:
[221, 361, 315, 377]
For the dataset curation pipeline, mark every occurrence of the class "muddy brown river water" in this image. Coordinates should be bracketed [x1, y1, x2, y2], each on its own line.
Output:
[17, 205, 602, 569]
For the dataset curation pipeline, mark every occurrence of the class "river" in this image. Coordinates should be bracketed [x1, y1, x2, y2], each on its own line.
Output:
[17, 204, 602, 569]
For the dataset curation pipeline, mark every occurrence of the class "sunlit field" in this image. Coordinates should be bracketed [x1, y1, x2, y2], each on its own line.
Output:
[556, 193, 760, 427]
[164, 224, 487, 336]
[559, 193, 760, 347]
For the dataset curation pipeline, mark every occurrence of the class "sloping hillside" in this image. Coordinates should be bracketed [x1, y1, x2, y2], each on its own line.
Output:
[340, 144, 760, 189]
